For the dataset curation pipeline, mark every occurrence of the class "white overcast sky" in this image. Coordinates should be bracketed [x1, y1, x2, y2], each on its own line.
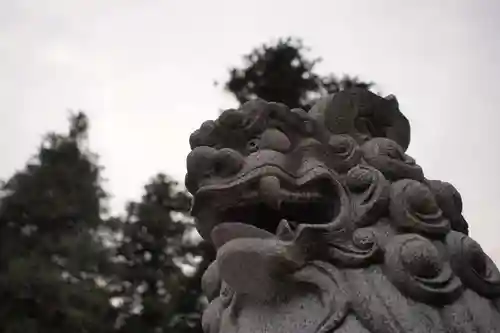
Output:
[1, 0, 500, 262]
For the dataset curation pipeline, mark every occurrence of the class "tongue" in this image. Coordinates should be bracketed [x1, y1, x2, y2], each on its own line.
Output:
[259, 175, 282, 210]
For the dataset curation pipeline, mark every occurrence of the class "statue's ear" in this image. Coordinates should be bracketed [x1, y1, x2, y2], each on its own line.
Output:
[308, 89, 411, 152]
[308, 93, 357, 135]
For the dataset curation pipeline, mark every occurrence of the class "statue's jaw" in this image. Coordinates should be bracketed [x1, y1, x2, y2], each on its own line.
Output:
[191, 166, 342, 241]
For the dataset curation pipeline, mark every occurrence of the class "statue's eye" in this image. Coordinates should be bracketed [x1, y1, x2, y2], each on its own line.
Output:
[386, 145, 404, 160]
[247, 138, 260, 152]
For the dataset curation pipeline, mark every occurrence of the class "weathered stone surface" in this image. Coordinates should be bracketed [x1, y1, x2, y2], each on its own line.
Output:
[186, 88, 500, 332]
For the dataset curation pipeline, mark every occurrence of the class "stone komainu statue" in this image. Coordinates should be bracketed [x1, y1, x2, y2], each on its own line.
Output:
[185, 88, 500, 333]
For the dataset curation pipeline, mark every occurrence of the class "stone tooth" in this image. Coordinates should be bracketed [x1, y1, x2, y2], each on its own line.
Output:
[259, 175, 282, 210]
[276, 219, 295, 241]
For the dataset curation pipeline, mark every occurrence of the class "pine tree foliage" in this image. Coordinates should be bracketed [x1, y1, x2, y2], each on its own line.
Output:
[0, 112, 115, 333]
[226, 37, 372, 109]
[114, 173, 198, 333]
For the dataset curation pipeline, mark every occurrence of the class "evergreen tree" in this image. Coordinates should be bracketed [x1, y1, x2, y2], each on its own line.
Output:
[114, 173, 199, 333]
[225, 37, 373, 109]
[171, 240, 215, 333]
[0, 112, 115, 333]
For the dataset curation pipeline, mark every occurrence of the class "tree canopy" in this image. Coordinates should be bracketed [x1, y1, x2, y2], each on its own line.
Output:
[225, 37, 372, 109]
[0, 112, 115, 333]
[113, 173, 199, 333]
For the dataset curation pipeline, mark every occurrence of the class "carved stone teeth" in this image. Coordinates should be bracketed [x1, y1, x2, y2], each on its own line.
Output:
[281, 190, 321, 202]
[259, 175, 282, 210]
[276, 219, 295, 240]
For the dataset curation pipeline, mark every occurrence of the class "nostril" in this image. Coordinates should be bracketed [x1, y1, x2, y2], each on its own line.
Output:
[215, 148, 244, 177]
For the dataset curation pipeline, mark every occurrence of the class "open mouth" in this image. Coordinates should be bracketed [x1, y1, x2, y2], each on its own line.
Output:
[219, 199, 335, 234]
[193, 169, 341, 237]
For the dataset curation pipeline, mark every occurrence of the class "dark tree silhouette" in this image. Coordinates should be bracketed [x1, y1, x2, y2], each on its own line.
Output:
[0, 112, 115, 333]
[114, 173, 201, 333]
[225, 37, 373, 109]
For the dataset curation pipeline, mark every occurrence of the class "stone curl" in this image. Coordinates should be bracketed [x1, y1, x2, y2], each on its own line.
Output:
[361, 138, 424, 181]
[346, 164, 390, 227]
[446, 231, 500, 298]
[389, 179, 450, 237]
[383, 233, 462, 304]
